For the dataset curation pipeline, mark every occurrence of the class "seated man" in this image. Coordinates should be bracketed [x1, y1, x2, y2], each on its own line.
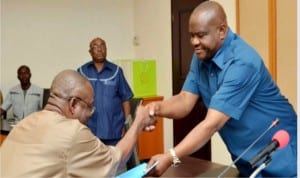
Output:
[1, 69, 156, 177]
[0, 65, 43, 121]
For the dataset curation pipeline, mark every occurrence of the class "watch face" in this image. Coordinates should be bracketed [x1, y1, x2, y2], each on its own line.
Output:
[172, 158, 181, 167]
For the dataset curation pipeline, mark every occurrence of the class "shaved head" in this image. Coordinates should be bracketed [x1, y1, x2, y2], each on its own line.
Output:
[191, 1, 227, 27]
[50, 70, 93, 99]
[188, 1, 228, 60]
[89, 37, 106, 48]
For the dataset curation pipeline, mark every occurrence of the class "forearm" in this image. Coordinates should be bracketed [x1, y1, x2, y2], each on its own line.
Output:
[175, 120, 216, 158]
[154, 92, 198, 119]
[0, 108, 6, 117]
[173, 109, 230, 159]
[122, 101, 131, 119]
[116, 121, 142, 165]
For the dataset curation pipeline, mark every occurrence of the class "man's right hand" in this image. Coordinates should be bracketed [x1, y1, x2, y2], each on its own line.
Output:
[0, 108, 6, 118]
[134, 105, 157, 132]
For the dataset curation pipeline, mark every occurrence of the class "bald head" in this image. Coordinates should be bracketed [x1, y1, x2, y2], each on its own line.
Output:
[50, 70, 93, 99]
[191, 1, 227, 28]
[188, 1, 228, 60]
[89, 37, 106, 48]
[45, 70, 94, 123]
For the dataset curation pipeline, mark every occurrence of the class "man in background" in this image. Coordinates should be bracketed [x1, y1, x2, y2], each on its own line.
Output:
[145, 1, 297, 177]
[0, 65, 43, 121]
[78, 37, 133, 146]
[1, 69, 156, 177]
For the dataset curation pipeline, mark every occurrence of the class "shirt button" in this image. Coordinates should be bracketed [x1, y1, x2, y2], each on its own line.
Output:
[210, 73, 214, 77]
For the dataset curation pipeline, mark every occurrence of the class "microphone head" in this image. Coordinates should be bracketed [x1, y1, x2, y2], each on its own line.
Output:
[272, 130, 290, 149]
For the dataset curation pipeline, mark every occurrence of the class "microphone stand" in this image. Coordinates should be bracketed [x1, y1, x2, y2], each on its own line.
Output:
[217, 118, 279, 178]
[249, 155, 272, 178]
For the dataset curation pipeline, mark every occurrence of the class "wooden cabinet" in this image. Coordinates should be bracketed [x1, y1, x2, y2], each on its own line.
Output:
[137, 96, 164, 161]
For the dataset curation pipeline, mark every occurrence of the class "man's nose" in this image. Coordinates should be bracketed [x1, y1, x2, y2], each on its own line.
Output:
[191, 37, 200, 46]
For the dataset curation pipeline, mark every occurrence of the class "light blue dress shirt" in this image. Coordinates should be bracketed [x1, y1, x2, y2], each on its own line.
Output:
[183, 28, 297, 177]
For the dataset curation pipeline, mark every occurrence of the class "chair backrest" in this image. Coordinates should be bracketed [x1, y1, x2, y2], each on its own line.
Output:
[42, 88, 50, 108]
[129, 98, 142, 118]
[124, 97, 142, 169]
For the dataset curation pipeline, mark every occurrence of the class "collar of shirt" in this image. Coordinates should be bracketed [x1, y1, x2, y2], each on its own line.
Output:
[206, 28, 235, 71]
[86, 60, 115, 73]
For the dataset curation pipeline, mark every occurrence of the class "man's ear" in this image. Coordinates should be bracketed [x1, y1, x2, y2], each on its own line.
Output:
[68, 97, 77, 115]
[219, 23, 227, 40]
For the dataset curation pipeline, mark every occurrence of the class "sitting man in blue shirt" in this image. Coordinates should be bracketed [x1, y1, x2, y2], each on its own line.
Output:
[0, 65, 43, 121]
[145, 1, 297, 177]
[78, 37, 133, 146]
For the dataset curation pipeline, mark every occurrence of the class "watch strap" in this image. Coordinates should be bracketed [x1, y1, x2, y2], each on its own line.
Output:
[169, 148, 181, 167]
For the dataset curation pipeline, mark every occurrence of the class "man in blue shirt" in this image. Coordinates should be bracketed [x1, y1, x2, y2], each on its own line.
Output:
[145, 1, 297, 177]
[78, 37, 133, 146]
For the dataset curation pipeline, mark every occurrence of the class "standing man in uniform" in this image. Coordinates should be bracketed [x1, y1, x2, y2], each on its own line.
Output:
[78, 37, 133, 146]
[0, 65, 43, 121]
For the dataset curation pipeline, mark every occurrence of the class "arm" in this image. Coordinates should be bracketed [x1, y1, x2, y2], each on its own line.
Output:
[116, 104, 156, 166]
[1, 92, 12, 118]
[149, 90, 199, 119]
[67, 105, 156, 177]
[122, 100, 131, 119]
[0, 108, 6, 118]
[147, 108, 230, 176]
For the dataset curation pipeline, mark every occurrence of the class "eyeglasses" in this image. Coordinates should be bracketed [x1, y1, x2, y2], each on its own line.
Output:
[68, 96, 96, 115]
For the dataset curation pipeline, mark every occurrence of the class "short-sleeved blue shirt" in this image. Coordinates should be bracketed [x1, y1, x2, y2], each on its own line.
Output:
[183, 28, 297, 177]
[78, 60, 133, 140]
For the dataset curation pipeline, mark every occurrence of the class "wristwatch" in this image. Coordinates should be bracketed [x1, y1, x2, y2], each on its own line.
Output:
[169, 148, 181, 167]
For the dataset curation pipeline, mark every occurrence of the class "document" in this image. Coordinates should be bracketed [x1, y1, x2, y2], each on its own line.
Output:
[116, 161, 159, 178]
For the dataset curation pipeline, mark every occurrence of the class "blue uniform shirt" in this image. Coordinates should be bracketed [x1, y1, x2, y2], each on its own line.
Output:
[183, 28, 297, 177]
[78, 60, 133, 140]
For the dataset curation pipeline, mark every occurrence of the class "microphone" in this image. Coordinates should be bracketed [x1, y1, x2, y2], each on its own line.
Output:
[217, 118, 279, 178]
[249, 129, 290, 168]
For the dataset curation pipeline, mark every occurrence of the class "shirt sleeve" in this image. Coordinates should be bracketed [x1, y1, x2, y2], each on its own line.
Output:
[67, 126, 121, 177]
[209, 62, 260, 120]
[182, 55, 201, 95]
[1, 91, 13, 111]
[118, 68, 133, 101]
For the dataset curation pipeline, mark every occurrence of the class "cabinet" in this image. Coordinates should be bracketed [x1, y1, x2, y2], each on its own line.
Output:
[137, 96, 164, 161]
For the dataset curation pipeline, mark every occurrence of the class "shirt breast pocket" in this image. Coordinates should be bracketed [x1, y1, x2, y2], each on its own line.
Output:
[26, 93, 41, 108]
[103, 80, 118, 97]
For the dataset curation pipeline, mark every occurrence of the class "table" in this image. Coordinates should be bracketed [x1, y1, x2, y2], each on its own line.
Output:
[157, 156, 239, 177]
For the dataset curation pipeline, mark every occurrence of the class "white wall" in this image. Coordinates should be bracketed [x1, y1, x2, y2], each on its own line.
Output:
[1, 0, 135, 94]
[133, 0, 173, 154]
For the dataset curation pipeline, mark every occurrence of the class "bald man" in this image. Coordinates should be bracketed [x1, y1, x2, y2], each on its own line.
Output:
[145, 1, 297, 177]
[1, 70, 156, 177]
[78, 37, 133, 146]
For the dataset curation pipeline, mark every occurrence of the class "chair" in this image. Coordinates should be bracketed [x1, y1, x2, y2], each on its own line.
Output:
[42, 88, 50, 108]
[124, 98, 142, 169]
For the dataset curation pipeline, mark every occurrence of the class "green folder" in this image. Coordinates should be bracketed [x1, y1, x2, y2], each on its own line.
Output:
[133, 60, 157, 97]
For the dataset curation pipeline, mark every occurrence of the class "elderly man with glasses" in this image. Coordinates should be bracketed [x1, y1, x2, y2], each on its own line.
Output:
[1, 69, 156, 177]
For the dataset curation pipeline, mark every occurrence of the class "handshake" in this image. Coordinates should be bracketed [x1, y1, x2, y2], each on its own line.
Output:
[133, 103, 159, 132]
